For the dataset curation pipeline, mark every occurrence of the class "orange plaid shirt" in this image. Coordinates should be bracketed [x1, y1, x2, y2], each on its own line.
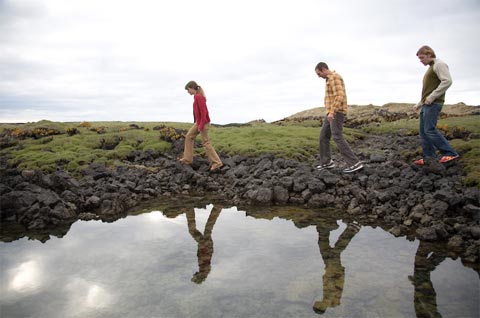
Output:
[324, 71, 348, 114]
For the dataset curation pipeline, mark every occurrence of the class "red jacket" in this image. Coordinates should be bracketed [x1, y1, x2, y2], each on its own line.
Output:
[193, 94, 211, 131]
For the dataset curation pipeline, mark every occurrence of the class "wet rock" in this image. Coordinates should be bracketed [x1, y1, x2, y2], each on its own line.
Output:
[462, 204, 480, 221]
[369, 153, 386, 163]
[279, 177, 294, 191]
[389, 226, 402, 236]
[83, 163, 113, 180]
[464, 243, 480, 264]
[21, 169, 36, 180]
[422, 199, 449, 216]
[416, 227, 437, 241]
[50, 171, 81, 191]
[254, 188, 273, 204]
[422, 160, 446, 175]
[433, 224, 449, 240]
[376, 190, 393, 203]
[1, 188, 43, 221]
[78, 212, 98, 221]
[470, 226, 480, 239]
[301, 189, 312, 201]
[463, 187, 479, 204]
[86, 195, 101, 209]
[255, 158, 273, 172]
[49, 202, 77, 220]
[308, 193, 335, 207]
[273, 186, 289, 204]
[416, 178, 434, 191]
[317, 172, 339, 187]
[221, 157, 236, 168]
[233, 165, 248, 178]
[293, 176, 308, 193]
[447, 235, 464, 250]
[347, 198, 362, 215]
[410, 204, 424, 215]
[308, 180, 326, 194]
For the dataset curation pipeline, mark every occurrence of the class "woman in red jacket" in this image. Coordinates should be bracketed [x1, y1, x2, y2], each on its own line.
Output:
[178, 81, 223, 171]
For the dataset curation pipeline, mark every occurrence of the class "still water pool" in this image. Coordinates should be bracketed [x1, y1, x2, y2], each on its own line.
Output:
[1, 204, 478, 318]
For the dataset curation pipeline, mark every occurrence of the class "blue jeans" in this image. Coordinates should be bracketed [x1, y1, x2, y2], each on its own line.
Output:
[419, 103, 458, 158]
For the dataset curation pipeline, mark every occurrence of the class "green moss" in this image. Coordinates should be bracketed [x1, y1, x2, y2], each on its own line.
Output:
[1, 119, 477, 186]
[450, 139, 480, 186]
[209, 124, 322, 158]
[0, 121, 173, 174]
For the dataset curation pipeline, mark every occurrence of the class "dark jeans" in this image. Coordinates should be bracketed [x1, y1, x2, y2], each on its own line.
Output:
[319, 113, 359, 166]
[419, 103, 458, 158]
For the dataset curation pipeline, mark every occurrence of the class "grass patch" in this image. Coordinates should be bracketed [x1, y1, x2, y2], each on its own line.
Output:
[0, 121, 172, 174]
[362, 115, 480, 136]
[1, 121, 365, 173]
[208, 124, 362, 160]
[450, 139, 480, 186]
[211, 125, 319, 159]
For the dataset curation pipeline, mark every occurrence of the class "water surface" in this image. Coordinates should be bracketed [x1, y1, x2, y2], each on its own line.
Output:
[1, 204, 478, 318]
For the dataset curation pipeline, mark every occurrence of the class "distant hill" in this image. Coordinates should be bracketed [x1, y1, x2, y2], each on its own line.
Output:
[274, 102, 480, 127]
[285, 102, 479, 119]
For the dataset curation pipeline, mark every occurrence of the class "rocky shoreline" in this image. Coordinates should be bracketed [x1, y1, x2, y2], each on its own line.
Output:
[1, 133, 479, 265]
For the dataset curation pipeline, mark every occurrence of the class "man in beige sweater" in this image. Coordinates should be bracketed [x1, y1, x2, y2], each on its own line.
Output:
[412, 45, 459, 166]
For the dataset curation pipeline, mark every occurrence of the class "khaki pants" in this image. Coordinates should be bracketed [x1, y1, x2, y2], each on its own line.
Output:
[183, 123, 222, 166]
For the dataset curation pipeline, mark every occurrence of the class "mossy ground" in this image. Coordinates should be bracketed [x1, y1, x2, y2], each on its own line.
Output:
[1, 115, 478, 185]
[209, 124, 360, 160]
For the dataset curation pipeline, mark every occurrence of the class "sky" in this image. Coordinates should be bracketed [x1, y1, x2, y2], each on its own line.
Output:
[0, 0, 479, 124]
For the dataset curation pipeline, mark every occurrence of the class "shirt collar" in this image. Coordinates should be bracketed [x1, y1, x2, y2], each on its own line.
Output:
[325, 71, 336, 80]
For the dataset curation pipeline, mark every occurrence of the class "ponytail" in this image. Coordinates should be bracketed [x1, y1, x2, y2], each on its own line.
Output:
[185, 80, 207, 99]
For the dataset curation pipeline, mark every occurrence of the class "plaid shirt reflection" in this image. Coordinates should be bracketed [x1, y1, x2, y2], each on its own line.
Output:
[325, 72, 348, 114]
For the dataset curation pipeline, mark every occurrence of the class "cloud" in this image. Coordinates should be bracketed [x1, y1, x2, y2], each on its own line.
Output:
[0, 0, 479, 124]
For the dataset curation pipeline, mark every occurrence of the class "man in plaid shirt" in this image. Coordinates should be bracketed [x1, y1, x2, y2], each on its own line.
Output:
[315, 62, 363, 173]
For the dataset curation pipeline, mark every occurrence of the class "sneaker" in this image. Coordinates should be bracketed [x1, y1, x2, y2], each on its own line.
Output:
[438, 155, 460, 163]
[413, 158, 425, 166]
[316, 160, 335, 171]
[343, 162, 363, 173]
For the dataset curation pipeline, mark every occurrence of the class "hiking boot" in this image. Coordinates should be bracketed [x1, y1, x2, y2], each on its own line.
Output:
[438, 155, 460, 163]
[316, 160, 335, 171]
[343, 162, 364, 173]
[413, 158, 425, 165]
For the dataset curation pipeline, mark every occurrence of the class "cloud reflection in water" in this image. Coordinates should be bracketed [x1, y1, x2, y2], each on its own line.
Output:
[8, 260, 42, 293]
[65, 278, 114, 314]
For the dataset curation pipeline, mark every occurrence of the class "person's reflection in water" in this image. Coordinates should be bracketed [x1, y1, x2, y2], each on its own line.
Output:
[313, 219, 360, 315]
[409, 240, 446, 318]
[186, 205, 222, 284]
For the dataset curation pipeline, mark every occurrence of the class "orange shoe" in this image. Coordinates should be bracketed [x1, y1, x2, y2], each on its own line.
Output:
[438, 155, 460, 163]
[413, 158, 424, 165]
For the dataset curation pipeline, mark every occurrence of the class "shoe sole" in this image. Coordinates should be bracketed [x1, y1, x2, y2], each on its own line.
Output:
[316, 165, 335, 170]
[439, 157, 460, 163]
[343, 165, 364, 173]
